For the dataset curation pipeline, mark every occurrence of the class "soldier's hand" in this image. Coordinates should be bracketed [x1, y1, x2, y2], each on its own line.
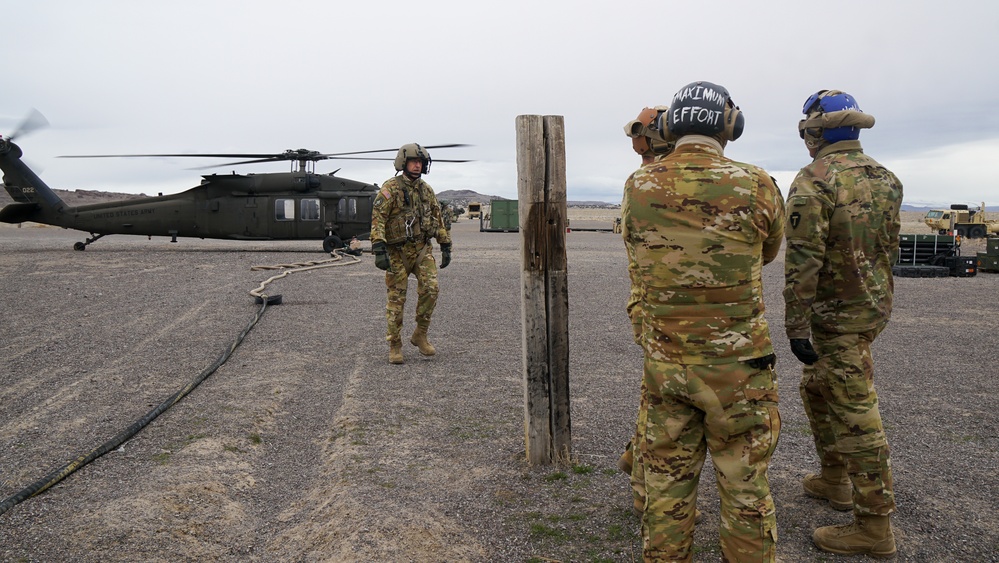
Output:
[789, 338, 819, 365]
[439, 243, 451, 269]
[372, 241, 390, 271]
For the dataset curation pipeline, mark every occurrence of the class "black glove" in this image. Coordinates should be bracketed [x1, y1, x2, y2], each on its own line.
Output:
[372, 241, 389, 271]
[439, 243, 451, 269]
[789, 338, 819, 365]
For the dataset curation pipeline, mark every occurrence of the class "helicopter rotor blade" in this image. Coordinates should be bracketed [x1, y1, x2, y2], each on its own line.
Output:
[322, 156, 474, 163]
[318, 143, 472, 158]
[59, 152, 283, 159]
[8, 108, 49, 141]
[56, 144, 473, 168]
[185, 158, 289, 170]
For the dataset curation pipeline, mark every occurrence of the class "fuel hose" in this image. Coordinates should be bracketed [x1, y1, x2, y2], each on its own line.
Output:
[0, 251, 362, 516]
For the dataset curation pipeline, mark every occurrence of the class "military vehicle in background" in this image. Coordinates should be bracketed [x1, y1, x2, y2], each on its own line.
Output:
[893, 233, 977, 278]
[924, 202, 999, 238]
[467, 201, 483, 219]
[479, 199, 518, 232]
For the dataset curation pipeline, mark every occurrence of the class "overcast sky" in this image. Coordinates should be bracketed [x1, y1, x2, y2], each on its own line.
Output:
[3, 0, 997, 207]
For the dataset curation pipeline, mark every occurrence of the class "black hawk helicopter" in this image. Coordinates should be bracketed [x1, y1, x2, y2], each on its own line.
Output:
[0, 112, 468, 252]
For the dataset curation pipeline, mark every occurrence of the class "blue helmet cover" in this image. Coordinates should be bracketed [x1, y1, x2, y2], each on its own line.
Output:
[804, 90, 863, 142]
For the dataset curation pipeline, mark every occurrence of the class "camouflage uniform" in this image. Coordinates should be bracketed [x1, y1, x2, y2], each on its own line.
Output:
[623, 154, 662, 515]
[441, 203, 454, 230]
[370, 174, 451, 342]
[622, 136, 785, 562]
[784, 139, 902, 517]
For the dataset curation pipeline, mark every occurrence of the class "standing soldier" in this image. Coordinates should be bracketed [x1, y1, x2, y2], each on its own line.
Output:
[619, 106, 670, 506]
[440, 201, 454, 230]
[784, 90, 902, 558]
[622, 81, 784, 562]
[370, 143, 452, 365]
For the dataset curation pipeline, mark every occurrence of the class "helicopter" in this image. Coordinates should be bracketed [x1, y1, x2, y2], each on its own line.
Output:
[0, 112, 469, 252]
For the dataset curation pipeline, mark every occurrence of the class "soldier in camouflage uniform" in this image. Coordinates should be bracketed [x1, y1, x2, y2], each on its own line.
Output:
[622, 81, 784, 562]
[370, 143, 452, 365]
[784, 90, 902, 558]
[440, 201, 454, 230]
[620, 106, 673, 509]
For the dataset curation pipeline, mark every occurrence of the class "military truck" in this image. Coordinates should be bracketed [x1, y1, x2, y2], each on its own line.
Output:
[467, 201, 483, 219]
[924, 202, 999, 238]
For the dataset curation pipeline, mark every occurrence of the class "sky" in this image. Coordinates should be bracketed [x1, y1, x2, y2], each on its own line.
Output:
[2, 0, 997, 207]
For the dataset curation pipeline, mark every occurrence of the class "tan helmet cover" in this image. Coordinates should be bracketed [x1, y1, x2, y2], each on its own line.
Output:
[799, 109, 876, 133]
[624, 106, 675, 156]
[394, 143, 432, 173]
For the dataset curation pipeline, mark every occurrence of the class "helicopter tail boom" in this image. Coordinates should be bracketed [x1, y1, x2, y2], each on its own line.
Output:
[0, 138, 70, 225]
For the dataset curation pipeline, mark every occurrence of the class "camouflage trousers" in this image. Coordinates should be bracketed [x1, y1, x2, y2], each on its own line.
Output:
[638, 357, 780, 562]
[629, 377, 649, 513]
[383, 241, 439, 342]
[801, 326, 896, 516]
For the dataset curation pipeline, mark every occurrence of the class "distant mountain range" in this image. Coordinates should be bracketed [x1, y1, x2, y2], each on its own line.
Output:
[436, 190, 619, 208]
[0, 187, 145, 207]
[2, 186, 992, 213]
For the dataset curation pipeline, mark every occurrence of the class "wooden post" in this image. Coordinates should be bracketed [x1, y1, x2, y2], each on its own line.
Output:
[516, 115, 570, 465]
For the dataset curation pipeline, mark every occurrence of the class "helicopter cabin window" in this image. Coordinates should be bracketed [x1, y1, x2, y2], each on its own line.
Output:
[275, 199, 295, 221]
[301, 199, 320, 221]
[338, 197, 358, 220]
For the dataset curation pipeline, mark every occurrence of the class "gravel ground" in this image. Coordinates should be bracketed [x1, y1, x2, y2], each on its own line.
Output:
[1, 213, 997, 562]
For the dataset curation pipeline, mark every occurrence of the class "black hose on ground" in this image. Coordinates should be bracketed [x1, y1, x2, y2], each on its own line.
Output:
[0, 299, 271, 517]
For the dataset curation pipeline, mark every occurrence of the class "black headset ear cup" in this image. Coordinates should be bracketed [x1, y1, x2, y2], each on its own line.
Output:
[655, 111, 667, 136]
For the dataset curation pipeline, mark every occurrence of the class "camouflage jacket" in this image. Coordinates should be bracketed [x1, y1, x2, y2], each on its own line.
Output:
[370, 175, 451, 247]
[783, 140, 902, 338]
[624, 154, 668, 345]
[622, 137, 785, 364]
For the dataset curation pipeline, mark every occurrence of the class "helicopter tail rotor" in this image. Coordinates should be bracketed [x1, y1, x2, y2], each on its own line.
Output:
[7, 108, 49, 141]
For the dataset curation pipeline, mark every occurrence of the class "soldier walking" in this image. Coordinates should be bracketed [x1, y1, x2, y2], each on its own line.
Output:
[370, 143, 452, 364]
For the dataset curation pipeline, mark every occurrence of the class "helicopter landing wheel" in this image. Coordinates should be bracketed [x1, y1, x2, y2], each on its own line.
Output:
[323, 234, 343, 253]
[75, 233, 106, 250]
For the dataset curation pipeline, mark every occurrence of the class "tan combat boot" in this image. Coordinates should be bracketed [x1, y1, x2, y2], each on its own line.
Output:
[388, 339, 404, 365]
[803, 465, 853, 511]
[618, 442, 634, 474]
[410, 326, 436, 356]
[813, 514, 896, 558]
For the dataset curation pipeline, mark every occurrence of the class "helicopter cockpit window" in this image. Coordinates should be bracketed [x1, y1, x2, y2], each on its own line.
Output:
[275, 199, 295, 221]
[301, 198, 320, 221]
